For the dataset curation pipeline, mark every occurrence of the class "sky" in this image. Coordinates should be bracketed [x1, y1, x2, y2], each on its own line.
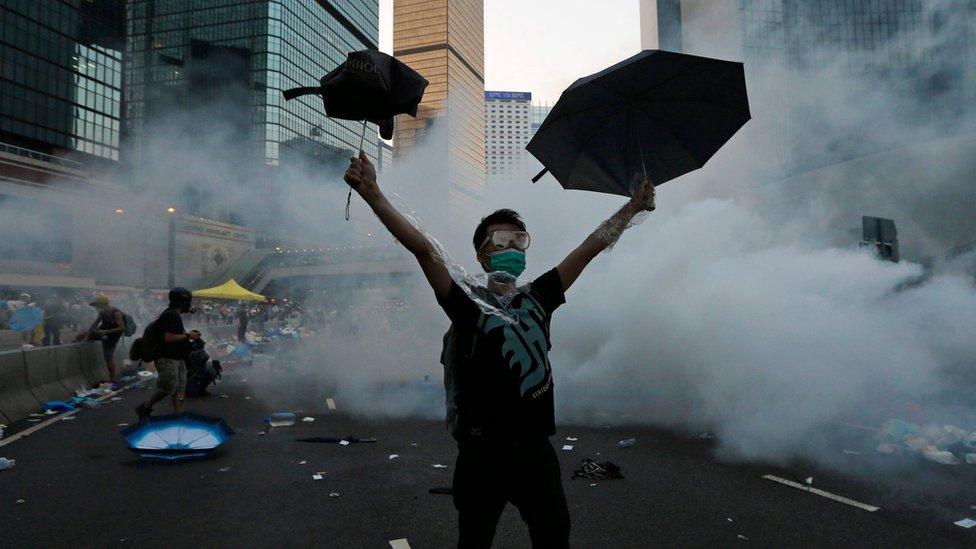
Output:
[378, 0, 641, 104]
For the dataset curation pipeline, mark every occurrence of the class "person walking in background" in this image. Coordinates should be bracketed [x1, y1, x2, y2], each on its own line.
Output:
[42, 295, 67, 346]
[235, 304, 249, 343]
[87, 296, 125, 383]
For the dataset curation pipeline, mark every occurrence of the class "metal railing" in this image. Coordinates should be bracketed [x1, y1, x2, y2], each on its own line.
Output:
[0, 141, 84, 170]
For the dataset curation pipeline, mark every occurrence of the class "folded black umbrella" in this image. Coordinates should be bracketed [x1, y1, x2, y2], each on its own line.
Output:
[283, 50, 428, 141]
[528, 50, 750, 196]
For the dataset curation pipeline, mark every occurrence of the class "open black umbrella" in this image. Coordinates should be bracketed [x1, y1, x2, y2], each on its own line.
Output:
[284, 50, 428, 218]
[527, 50, 750, 196]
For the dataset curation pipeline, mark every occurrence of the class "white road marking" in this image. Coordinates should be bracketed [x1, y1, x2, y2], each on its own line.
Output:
[326, 398, 336, 410]
[389, 539, 411, 549]
[0, 386, 127, 448]
[762, 474, 879, 512]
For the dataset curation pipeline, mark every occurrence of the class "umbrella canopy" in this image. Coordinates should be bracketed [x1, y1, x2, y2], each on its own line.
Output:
[121, 413, 234, 460]
[8, 306, 44, 332]
[282, 50, 428, 140]
[192, 279, 265, 302]
[527, 50, 750, 197]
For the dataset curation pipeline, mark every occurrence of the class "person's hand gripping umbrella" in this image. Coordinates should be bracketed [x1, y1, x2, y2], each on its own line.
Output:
[527, 49, 751, 197]
[283, 50, 428, 220]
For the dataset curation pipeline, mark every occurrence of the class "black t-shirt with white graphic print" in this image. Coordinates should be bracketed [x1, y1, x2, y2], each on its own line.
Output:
[438, 268, 566, 441]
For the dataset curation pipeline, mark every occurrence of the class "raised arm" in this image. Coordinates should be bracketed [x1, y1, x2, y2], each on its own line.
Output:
[556, 179, 655, 292]
[344, 150, 452, 301]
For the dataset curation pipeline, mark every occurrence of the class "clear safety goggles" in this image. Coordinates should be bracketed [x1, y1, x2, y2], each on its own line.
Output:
[482, 230, 531, 252]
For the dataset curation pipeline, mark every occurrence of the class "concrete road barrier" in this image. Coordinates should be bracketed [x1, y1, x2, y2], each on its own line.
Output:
[79, 342, 108, 385]
[25, 347, 71, 404]
[0, 350, 39, 424]
[54, 345, 89, 395]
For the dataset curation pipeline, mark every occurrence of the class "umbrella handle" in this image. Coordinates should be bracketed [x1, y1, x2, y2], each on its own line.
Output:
[282, 87, 321, 101]
[347, 120, 368, 222]
[531, 168, 548, 183]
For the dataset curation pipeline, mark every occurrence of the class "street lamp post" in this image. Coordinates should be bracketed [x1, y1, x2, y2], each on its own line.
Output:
[167, 207, 176, 287]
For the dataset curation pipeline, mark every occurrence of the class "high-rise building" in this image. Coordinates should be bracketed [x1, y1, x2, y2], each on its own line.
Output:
[642, 0, 976, 173]
[125, 0, 381, 224]
[393, 0, 485, 228]
[530, 101, 553, 138]
[484, 91, 531, 175]
[0, 0, 124, 164]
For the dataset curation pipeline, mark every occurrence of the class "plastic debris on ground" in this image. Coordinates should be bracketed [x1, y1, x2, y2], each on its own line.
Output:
[312, 473, 324, 480]
[296, 436, 377, 444]
[954, 518, 976, 529]
[572, 458, 624, 480]
[61, 416, 76, 421]
[137, 371, 155, 378]
[432, 464, 448, 469]
[330, 492, 340, 498]
[339, 440, 350, 446]
[805, 477, 813, 485]
[871, 419, 976, 465]
[737, 535, 749, 540]
[565, 437, 578, 442]
[389, 454, 399, 460]
[618, 438, 637, 448]
[302, 417, 315, 423]
[16, 499, 25, 504]
[562, 445, 574, 451]
[0, 457, 15, 470]
[266, 412, 296, 427]
[219, 467, 231, 472]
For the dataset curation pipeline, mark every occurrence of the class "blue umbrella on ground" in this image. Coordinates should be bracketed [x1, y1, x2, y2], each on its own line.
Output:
[9, 306, 44, 332]
[121, 413, 234, 461]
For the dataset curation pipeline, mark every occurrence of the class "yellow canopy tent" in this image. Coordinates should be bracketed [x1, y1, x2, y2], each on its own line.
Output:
[192, 279, 266, 301]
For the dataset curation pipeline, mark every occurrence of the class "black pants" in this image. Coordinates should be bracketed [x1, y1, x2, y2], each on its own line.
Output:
[42, 324, 61, 346]
[453, 437, 570, 548]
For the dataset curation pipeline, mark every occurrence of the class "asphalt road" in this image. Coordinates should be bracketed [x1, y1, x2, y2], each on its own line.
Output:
[1, 365, 974, 548]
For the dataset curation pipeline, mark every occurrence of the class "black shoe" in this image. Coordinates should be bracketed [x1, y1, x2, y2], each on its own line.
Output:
[135, 403, 151, 421]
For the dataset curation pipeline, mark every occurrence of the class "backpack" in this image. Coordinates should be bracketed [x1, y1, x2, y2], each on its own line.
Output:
[120, 310, 137, 337]
[129, 319, 163, 362]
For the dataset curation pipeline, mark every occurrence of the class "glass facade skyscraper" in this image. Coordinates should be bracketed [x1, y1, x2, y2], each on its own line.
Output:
[0, 0, 124, 162]
[393, 0, 485, 228]
[125, 0, 380, 220]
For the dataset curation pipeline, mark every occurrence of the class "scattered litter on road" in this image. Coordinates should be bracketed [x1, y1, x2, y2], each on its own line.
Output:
[842, 450, 861, 455]
[389, 454, 399, 460]
[312, 473, 324, 480]
[737, 534, 749, 540]
[339, 440, 350, 446]
[727, 518, 733, 522]
[0, 457, 15, 470]
[298, 460, 307, 465]
[137, 371, 154, 378]
[61, 416, 76, 421]
[805, 477, 813, 485]
[111, 397, 123, 401]
[618, 438, 637, 448]
[330, 492, 340, 498]
[432, 464, 448, 469]
[43, 401, 75, 412]
[244, 396, 251, 400]
[16, 499, 25, 504]
[572, 459, 624, 480]
[410, 442, 418, 447]
[326, 398, 336, 410]
[220, 394, 229, 399]
[117, 423, 129, 427]
[922, 446, 960, 465]
[565, 437, 578, 442]
[389, 538, 411, 549]
[266, 412, 296, 427]
[258, 431, 266, 436]
[218, 467, 231, 472]
[429, 487, 452, 495]
[953, 518, 976, 529]
[562, 445, 574, 451]
[27, 419, 41, 423]
[43, 409, 57, 415]
[302, 417, 315, 423]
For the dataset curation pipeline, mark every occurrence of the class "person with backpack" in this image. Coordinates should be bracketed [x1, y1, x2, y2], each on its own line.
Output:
[134, 288, 200, 419]
[344, 152, 656, 547]
[87, 296, 128, 383]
